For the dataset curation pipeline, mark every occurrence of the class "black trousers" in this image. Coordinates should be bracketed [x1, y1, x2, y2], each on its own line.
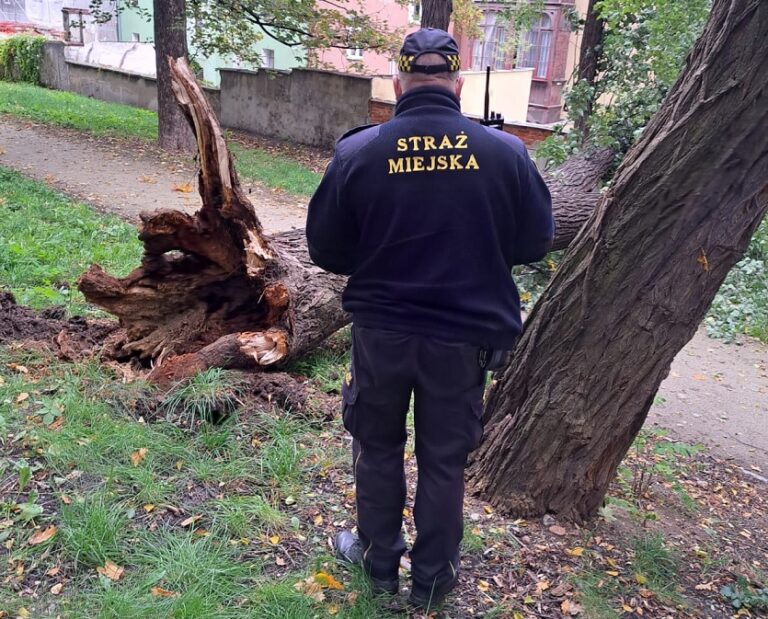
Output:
[341, 325, 485, 593]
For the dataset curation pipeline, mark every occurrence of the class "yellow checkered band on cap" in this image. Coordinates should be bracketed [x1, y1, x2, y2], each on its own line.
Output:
[398, 55, 416, 72]
[397, 54, 460, 73]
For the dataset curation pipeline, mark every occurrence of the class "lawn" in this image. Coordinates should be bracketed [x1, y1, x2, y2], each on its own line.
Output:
[2, 168, 767, 619]
[0, 81, 322, 197]
[0, 166, 142, 312]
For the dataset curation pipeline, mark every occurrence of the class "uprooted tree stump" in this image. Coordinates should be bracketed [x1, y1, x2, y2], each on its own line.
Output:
[77, 58, 610, 384]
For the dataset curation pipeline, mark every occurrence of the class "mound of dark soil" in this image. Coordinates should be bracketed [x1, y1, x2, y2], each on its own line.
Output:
[0, 292, 118, 358]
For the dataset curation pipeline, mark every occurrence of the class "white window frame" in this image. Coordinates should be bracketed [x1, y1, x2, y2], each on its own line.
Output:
[408, 1, 422, 24]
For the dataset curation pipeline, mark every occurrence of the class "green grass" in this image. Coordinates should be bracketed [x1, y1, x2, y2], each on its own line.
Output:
[159, 368, 242, 426]
[0, 345, 361, 618]
[60, 493, 130, 567]
[209, 495, 287, 538]
[0, 80, 158, 140]
[0, 80, 322, 196]
[0, 166, 142, 311]
[571, 569, 623, 619]
[632, 532, 681, 602]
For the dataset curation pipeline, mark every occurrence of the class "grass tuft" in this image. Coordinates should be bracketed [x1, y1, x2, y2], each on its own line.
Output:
[159, 368, 242, 426]
[60, 492, 129, 568]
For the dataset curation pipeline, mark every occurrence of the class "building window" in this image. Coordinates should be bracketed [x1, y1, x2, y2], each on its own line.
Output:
[471, 10, 509, 71]
[346, 27, 363, 60]
[518, 14, 553, 79]
[262, 48, 275, 68]
[408, 1, 421, 24]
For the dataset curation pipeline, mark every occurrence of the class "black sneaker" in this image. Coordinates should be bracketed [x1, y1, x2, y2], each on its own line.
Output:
[407, 575, 458, 612]
[334, 530, 399, 595]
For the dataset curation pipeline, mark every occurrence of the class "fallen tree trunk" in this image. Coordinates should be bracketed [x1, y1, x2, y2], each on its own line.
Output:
[78, 58, 609, 382]
[78, 58, 348, 383]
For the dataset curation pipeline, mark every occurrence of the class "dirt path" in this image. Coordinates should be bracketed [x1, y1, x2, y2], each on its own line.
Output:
[651, 330, 768, 472]
[0, 116, 308, 233]
[1, 115, 767, 473]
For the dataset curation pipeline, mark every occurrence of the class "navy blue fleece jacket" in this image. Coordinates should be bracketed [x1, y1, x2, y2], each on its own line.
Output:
[306, 86, 553, 348]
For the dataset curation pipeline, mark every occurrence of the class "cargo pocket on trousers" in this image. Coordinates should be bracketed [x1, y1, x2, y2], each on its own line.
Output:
[468, 396, 485, 452]
[341, 367, 360, 436]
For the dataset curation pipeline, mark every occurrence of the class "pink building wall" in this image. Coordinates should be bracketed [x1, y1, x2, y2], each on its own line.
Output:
[314, 0, 420, 75]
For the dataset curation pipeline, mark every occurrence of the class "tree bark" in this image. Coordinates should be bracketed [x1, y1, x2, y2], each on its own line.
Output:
[154, 0, 195, 151]
[421, 0, 453, 30]
[78, 58, 348, 384]
[468, 0, 768, 521]
[573, 0, 605, 138]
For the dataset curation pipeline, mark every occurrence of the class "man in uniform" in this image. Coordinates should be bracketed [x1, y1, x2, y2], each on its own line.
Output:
[306, 28, 553, 611]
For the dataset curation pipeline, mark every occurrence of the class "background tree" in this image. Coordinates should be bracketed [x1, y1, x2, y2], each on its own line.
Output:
[571, 0, 604, 138]
[468, 0, 768, 520]
[420, 0, 453, 30]
[538, 0, 712, 167]
[154, 0, 195, 151]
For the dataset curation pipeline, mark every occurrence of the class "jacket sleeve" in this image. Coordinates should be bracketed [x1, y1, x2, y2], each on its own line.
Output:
[512, 153, 555, 265]
[305, 153, 358, 276]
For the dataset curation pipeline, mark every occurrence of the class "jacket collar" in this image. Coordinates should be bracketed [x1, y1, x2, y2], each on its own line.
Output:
[394, 86, 461, 116]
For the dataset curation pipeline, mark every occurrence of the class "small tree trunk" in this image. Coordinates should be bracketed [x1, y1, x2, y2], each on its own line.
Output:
[469, 0, 768, 521]
[573, 0, 605, 138]
[154, 0, 195, 151]
[421, 0, 453, 30]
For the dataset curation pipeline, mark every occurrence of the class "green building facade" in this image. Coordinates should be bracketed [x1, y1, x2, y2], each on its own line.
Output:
[115, 0, 302, 86]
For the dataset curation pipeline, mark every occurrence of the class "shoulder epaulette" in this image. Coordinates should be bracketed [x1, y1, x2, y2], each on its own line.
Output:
[338, 123, 378, 142]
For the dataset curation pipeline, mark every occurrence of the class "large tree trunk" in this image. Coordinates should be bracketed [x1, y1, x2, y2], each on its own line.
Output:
[78, 58, 347, 384]
[154, 0, 195, 151]
[573, 0, 605, 138]
[421, 0, 453, 30]
[468, 0, 768, 521]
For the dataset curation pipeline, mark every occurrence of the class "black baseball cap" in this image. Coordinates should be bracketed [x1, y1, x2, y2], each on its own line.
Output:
[398, 28, 461, 74]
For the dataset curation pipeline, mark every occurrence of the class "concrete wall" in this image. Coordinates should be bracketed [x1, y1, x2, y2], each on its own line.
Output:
[371, 69, 534, 124]
[219, 68, 372, 147]
[40, 41, 221, 117]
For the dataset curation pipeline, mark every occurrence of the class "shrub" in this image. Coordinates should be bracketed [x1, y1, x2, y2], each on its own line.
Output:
[0, 35, 45, 84]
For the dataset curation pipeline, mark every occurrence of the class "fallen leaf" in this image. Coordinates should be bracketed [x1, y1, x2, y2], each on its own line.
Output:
[131, 448, 148, 466]
[16, 392, 29, 404]
[695, 582, 714, 591]
[477, 579, 490, 593]
[28, 525, 57, 546]
[46, 566, 61, 577]
[61, 495, 72, 505]
[269, 535, 280, 545]
[697, 248, 709, 272]
[50, 583, 63, 595]
[483, 505, 493, 515]
[275, 555, 286, 566]
[635, 573, 647, 585]
[179, 515, 201, 527]
[565, 546, 584, 557]
[535, 580, 550, 595]
[623, 604, 634, 612]
[97, 560, 124, 581]
[313, 514, 324, 526]
[606, 570, 619, 577]
[315, 571, 344, 590]
[17, 608, 30, 619]
[172, 182, 194, 193]
[549, 525, 567, 536]
[175, 460, 183, 471]
[151, 586, 179, 597]
[294, 575, 326, 602]
[7, 363, 29, 374]
[143, 504, 155, 513]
